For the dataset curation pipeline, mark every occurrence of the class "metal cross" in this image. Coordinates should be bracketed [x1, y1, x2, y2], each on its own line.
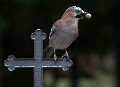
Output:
[4, 29, 73, 87]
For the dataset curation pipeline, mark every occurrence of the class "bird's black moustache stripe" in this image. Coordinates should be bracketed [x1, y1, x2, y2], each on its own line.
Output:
[75, 15, 81, 18]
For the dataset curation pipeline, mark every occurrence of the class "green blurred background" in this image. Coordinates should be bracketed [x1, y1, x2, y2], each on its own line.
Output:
[0, 0, 119, 87]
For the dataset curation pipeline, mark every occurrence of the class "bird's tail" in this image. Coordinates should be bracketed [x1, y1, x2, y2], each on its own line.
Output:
[43, 45, 54, 58]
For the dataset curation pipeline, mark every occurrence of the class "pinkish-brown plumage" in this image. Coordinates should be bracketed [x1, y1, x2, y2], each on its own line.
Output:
[44, 6, 90, 60]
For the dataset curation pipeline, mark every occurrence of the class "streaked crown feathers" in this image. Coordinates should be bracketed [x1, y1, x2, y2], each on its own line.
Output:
[66, 6, 81, 11]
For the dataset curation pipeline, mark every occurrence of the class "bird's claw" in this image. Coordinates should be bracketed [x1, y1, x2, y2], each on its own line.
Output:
[62, 54, 69, 59]
[54, 54, 58, 63]
[54, 57, 58, 63]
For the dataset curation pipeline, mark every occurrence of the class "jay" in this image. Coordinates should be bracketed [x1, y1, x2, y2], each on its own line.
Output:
[44, 6, 91, 60]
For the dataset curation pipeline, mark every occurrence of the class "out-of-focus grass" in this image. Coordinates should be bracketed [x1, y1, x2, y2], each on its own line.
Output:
[44, 70, 54, 87]
[76, 74, 116, 87]
[44, 70, 72, 87]
[55, 77, 72, 87]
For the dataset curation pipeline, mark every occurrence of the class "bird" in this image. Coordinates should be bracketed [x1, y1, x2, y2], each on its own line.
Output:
[44, 6, 91, 60]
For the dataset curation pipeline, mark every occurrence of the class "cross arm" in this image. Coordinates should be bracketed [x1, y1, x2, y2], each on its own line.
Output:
[42, 57, 73, 71]
[4, 55, 35, 71]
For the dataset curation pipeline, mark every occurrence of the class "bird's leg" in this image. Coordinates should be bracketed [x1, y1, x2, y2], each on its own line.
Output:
[54, 49, 57, 60]
[63, 49, 69, 58]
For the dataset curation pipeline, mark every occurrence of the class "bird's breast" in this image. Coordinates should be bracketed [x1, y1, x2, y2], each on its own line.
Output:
[50, 24, 79, 49]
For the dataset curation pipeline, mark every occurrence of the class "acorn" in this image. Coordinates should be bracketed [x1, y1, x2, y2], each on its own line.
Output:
[85, 13, 92, 19]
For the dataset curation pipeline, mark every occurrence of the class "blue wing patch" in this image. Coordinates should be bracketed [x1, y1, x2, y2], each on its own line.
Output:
[49, 27, 54, 39]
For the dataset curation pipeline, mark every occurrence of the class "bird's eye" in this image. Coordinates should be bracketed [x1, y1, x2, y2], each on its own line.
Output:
[75, 10, 80, 13]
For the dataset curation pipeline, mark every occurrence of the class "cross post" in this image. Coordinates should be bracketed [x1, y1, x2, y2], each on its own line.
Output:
[4, 29, 73, 87]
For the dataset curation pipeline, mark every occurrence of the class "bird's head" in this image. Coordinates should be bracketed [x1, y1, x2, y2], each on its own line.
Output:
[61, 6, 91, 21]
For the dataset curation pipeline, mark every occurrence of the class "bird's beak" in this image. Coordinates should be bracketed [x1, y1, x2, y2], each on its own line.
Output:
[75, 12, 92, 19]
[80, 12, 92, 19]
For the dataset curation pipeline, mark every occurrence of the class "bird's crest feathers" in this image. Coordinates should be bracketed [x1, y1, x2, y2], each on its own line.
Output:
[66, 6, 81, 11]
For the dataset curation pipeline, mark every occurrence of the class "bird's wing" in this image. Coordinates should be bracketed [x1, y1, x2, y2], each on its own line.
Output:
[49, 27, 55, 39]
[49, 19, 61, 39]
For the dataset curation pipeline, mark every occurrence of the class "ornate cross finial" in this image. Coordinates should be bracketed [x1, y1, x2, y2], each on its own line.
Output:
[4, 29, 73, 87]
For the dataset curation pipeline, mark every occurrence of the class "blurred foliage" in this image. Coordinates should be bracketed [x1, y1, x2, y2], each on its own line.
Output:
[0, 15, 9, 39]
[76, 74, 116, 87]
[0, 0, 119, 87]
